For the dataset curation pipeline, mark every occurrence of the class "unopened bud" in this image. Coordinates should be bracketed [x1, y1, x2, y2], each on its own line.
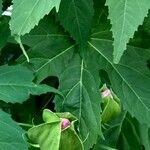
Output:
[101, 89, 113, 99]
[61, 118, 70, 129]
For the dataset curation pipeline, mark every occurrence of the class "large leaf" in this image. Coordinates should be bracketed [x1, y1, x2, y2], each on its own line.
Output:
[0, 65, 61, 103]
[88, 37, 150, 125]
[0, 110, 28, 149]
[106, 0, 150, 63]
[55, 54, 101, 149]
[10, 0, 61, 36]
[58, 0, 94, 46]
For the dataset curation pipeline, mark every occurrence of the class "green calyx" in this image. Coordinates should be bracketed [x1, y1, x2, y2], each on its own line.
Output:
[27, 109, 84, 150]
[100, 85, 121, 123]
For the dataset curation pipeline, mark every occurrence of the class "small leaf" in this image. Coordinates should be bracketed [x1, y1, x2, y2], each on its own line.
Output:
[0, 65, 61, 103]
[0, 110, 28, 149]
[106, 0, 150, 63]
[10, 0, 61, 36]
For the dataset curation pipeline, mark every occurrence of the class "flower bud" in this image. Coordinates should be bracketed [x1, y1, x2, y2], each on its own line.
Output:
[100, 84, 121, 123]
[61, 118, 71, 129]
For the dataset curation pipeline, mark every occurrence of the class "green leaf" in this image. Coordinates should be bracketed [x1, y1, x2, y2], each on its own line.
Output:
[55, 54, 102, 149]
[0, 65, 61, 103]
[88, 37, 150, 125]
[28, 122, 61, 150]
[58, 0, 94, 46]
[10, 0, 61, 36]
[0, 110, 28, 149]
[106, 0, 150, 63]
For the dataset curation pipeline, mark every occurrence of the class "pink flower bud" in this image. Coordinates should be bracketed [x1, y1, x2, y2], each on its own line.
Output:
[61, 118, 70, 129]
[101, 89, 113, 98]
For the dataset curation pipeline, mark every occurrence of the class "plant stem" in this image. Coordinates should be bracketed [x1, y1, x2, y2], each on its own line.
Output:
[18, 122, 33, 128]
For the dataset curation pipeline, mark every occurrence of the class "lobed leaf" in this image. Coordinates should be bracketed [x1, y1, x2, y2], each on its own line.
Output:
[106, 0, 150, 63]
